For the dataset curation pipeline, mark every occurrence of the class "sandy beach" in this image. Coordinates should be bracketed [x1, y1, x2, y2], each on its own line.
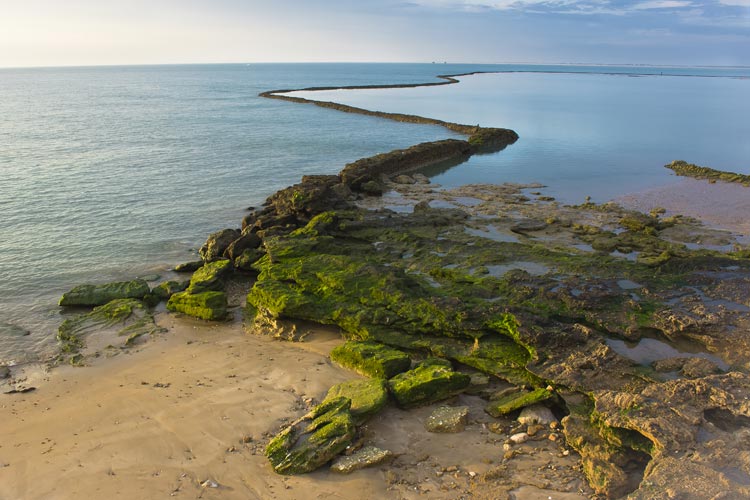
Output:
[0, 313, 591, 500]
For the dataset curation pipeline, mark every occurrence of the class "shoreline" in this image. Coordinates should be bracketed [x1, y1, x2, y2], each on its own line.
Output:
[3, 68, 750, 499]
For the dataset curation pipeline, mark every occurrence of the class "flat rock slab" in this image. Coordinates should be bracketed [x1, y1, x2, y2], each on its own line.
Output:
[425, 405, 470, 433]
[323, 378, 388, 424]
[387, 358, 471, 409]
[59, 279, 150, 307]
[330, 446, 393, 474]
[330, 341, 411, 379]
[485, 388, 553, 418]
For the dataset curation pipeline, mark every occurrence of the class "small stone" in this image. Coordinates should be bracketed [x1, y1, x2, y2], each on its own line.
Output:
[562, 449, 570, 456]
[468, 471, 477, 478]
[488, 422, 505, 435]
[549, 433, 559, 442]
[509, 432, 529, 445]
[330, 446, 393, 474]
[200, 479, 219, 488]
[503, 443, 512, 451]
[425, 406, 470, 433]
[517, 404, 558, 426]
[393, 174, 416, 185]
[526, 424, 544, 437]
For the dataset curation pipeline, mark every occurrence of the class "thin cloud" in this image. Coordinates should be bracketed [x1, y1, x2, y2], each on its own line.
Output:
[631, 1, 693, 9]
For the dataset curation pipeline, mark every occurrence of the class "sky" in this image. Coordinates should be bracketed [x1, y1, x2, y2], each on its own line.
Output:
[0, 0, 748, 68]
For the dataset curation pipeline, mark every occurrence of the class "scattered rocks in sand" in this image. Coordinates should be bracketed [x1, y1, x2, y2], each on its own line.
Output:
[425, 405, 470, 433]
[330, 446, 393, 473]
[265, 397, 355, 475]
[387, 359, 471, 409]
[517, 404, 558, 427]
[329, 341, 411, 379]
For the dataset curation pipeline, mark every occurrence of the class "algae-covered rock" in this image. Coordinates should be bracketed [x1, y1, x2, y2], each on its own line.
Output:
[224, 232, 261, 261]
[57, 298, 164, 356]
[174, 260, 203, 273]
[199, 228, 240, 262]
[330, 446, 393, 473]
[166, 291, 228, 321]
[266, 396, 356, 475]
[485, 387, 553, 418]
[234, 248, 265, 271]
[330, 341, 411, 379]
[425, 405, 470, 433]
[323, 378, 388, 424]
[59, 279, 150, 307]
[186, 259, 232, 294]
[151, 280, 190, 301]
[387, 358, 471, 409]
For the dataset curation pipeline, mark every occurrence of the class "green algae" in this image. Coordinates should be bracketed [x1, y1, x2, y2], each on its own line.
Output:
[323, 378, 388, 424]
[59, 279, 150, 307]
[186, 259, 232, 293]
[151, 280, 190, 301]
[265, 396, 356, 475]
[665, 160, 750, 186]
[387, 358, 471, 409]
[329, 341, 411, 379]
[166, 291, 228, 321]
[484, 387, 553, 418]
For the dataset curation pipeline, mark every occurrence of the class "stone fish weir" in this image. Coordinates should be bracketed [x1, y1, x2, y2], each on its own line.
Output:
[52, 74, 750, 499]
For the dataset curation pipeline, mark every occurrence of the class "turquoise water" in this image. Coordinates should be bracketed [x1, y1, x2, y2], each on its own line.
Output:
[1, 63, 749, 365]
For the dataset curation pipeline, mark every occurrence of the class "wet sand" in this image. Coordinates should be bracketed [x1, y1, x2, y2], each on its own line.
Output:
[617, 177, 750, 240]
[0, 314, 590, 500]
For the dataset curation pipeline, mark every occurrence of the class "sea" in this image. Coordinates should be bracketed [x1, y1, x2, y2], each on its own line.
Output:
[1, 63, 749, 367]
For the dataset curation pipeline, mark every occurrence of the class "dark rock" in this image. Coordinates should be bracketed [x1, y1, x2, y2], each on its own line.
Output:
[224, 232, 261, 261]
[59, 279, 150, 307]
[199, 228, 240, 262]
[265, 397, 356, 475]
[151, 280, 190, 301]
[510, 220, 548, 234]
[0, 365, 10, 379]
[234, 248, 265, 271]
[174, 260, 204, 273]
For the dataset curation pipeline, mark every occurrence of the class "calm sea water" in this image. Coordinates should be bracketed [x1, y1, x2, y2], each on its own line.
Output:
[1, 63, 749, 365]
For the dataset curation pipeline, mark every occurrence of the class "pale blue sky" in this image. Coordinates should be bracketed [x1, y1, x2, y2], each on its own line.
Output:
[1, 0, 748, 68]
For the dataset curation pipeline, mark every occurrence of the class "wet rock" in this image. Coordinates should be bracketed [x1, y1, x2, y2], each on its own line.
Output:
[199, 228, 240, 262]
[360, 180, 384, 196]
[57, 298, 164, 355]
[0, 322, 30, 337]
[412, 173, 430, 184]
[264, 175, 350, 220]
[0, 365, 10, 379]
[266, 397, 356, 475]
[167, 291, 228, 321]
[393, 174, 416, 185]
[330, 341, 411, 379]
[517, 404, 557, 426]
[224, 232, 261, 261]
[330, 446, 393, 473]
[234, 248, 265, 271]
[186, 259, 232, 294]
[465, 372, 490, 395]
[323, 378, 388, 424]
[173, 260, 203, 273]
[680, 357, 722, 378]
[59, 279, 150, 307]
[425, 405, 470, 433]
[652, 357, 686, 373]
[485, 388, 553, 418]
[509, 432, 529, 445]
[151, 280, 189, 301]
[510, 220, 548, 234]
[387, 358, 471, 409]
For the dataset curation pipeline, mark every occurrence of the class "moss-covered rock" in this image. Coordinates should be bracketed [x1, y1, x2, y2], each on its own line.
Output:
[59, 279, 150, 307]
[173, 260, 203, 273]
[387, 358, 471, 409]
[330, 341, 411, 379]
[234, 248, 265, 271]
[265, 396, 356, 475]
[484, 387, 553, 418]
[323, 378, 388, 424]
[166, 291, 228, 321]
[151, 280, 190, 301]
[57, 298, 164, 357]
[186, 259, 232, 294]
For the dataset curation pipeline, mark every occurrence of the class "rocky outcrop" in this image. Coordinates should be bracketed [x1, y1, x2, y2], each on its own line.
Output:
[166, 291, 227, 321]
[323, 378, 388, 424]
[59, 279, 150, 307]
[665, 159, 750, 186]
[199, 228, 240, 262]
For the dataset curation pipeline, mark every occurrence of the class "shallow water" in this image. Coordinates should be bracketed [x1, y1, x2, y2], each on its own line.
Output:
[2, 62, 749, 365]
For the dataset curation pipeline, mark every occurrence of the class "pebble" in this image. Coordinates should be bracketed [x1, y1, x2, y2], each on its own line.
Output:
[509, 432, 529, 444]
[517, 404, 558, 426]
